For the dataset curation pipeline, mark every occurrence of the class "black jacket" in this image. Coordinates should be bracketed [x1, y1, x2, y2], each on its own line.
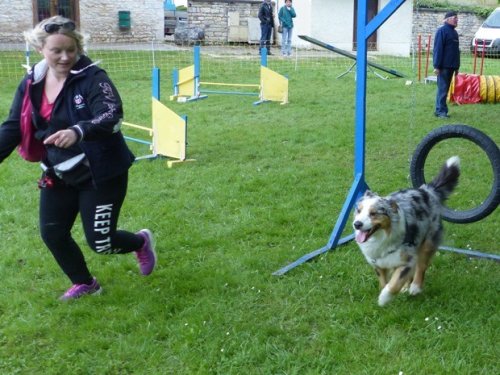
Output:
[0, 55, 134, 184]
[258, 2, 274, 26]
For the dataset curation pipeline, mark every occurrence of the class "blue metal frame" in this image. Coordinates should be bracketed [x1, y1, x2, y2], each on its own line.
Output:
[172, 68, 179, 97]
[194, 45, 202, 97]
[273, 0, 407, 276]
[152, 67, 160, 100]
[261, 47, 268, 67]
[273, 0, 498, 275]
[164, 0, 176, 11]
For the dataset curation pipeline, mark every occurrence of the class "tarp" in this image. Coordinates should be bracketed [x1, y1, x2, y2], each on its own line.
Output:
[449, 73, 481, 105]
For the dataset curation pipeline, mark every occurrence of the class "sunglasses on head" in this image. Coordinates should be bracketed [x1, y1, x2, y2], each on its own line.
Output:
[44, 21, 76, 34]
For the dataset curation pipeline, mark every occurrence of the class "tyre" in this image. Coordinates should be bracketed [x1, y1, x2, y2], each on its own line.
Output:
[410, 124, 500, 223]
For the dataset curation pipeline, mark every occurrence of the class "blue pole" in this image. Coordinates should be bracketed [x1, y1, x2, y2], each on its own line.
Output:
[354, 0, 368, 180]
[152, 67, 160, 100]
[124, 136, 153, 146]
[194, 45, 201, 96]
[172, 68, 179, 96]
[261, 48, 268, 67]
[273, 0, 407, 276]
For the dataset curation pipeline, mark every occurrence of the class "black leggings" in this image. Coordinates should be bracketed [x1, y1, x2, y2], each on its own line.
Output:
[39, 172, 143, 284]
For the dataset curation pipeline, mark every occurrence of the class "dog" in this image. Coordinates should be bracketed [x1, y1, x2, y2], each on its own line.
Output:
[352, 156, 460, 306]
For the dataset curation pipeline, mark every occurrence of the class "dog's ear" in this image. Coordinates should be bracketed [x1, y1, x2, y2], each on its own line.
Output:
[364, 190, 374, 197]
[388, 199, 399, 213]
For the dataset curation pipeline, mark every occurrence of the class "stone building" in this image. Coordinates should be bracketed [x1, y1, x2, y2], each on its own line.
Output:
[185, 1, 486, 54]
[0, 0, 488, 54]
[189, 0, 415, 55]
[0, 0, 164, 43]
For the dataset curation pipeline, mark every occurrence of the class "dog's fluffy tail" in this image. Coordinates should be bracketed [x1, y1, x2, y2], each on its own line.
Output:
[428, 156, 460, 202]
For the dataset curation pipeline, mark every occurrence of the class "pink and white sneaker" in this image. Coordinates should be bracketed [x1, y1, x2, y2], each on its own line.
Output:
[59, 278, 102, 300]
[135, 229, 156, 276]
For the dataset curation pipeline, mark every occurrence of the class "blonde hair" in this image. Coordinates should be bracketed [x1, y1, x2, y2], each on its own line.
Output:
[24, 16, 87, 54]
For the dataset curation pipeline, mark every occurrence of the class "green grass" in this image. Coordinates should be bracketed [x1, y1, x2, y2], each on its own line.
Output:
[0, 50, 499, 374]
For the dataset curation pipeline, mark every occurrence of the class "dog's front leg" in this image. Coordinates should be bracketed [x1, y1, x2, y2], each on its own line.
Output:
[378, 265, 414, 306]
[375, 267, 388, 289]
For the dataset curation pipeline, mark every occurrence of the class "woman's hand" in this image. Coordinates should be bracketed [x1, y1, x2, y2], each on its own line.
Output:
[44, 129, 78, 148]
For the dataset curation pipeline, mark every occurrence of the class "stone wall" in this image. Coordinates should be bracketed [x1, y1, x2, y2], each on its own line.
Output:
[81, 0, 164, 43]
[0, 0, 164, 44]
[412, 8, 484, 52]
[188, 0, 262, 43]
[0, 1, 488, 48]
[0, 1, 33, 42]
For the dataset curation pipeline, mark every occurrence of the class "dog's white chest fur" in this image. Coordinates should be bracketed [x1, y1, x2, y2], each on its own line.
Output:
[358, 235, 407, 268]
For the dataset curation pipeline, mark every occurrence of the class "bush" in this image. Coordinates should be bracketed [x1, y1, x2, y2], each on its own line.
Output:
[415, 0, 494, 18]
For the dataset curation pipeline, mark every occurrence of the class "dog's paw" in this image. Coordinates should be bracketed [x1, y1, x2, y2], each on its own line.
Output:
[378, 286, 394, 306]
[409, 283, 422, 296]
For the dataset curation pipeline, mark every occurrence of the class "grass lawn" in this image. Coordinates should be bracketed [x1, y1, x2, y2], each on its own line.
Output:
[0, 47, 498, 374]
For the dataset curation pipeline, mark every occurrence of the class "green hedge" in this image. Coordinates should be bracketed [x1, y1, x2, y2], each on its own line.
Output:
[415, 0, 494, 19]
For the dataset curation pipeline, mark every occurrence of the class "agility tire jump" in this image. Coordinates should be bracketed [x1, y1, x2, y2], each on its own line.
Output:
[410, 124, 500, 223]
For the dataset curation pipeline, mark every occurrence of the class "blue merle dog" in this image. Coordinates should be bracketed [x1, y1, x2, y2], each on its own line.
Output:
[353, 156, 460, 306]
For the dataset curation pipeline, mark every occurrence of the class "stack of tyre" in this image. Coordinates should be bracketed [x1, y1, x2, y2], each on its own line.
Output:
[449, 73, 500, 104]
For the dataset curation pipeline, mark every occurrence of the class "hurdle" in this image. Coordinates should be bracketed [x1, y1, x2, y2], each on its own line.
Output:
[123, 68, 194, 167]
[170, 46, 288, 105]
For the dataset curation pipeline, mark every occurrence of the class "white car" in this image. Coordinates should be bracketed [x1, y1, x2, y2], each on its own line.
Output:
[471, 7, 500, 56]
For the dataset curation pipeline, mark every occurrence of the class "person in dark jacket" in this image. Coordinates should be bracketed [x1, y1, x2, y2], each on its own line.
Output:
[0, 16, 156, 300]
[433, 11, 460, 118]
[258, 0, 275, 55]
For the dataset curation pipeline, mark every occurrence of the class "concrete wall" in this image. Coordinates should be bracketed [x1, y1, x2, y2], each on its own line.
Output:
[379, 0, 414, 56]
[308, 0, 414, 56]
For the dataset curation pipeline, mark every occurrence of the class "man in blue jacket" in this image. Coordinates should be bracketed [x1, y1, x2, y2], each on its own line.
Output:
[433, 11, 460, 118]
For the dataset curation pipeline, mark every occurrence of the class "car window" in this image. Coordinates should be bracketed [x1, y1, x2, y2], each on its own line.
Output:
[484, 10, 500, 28]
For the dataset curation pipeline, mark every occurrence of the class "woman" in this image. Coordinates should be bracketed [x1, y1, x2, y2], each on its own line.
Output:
[0, 16, 156, 300]
[278, 0, 296, 57]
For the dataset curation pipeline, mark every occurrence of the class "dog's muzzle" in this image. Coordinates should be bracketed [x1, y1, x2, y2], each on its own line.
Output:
[353, 221, 363, 230]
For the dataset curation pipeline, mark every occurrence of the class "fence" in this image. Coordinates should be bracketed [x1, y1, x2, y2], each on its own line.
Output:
[1, 40, 499, 115]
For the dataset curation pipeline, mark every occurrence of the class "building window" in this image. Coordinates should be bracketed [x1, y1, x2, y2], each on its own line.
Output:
[34, 0, 79, 23]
